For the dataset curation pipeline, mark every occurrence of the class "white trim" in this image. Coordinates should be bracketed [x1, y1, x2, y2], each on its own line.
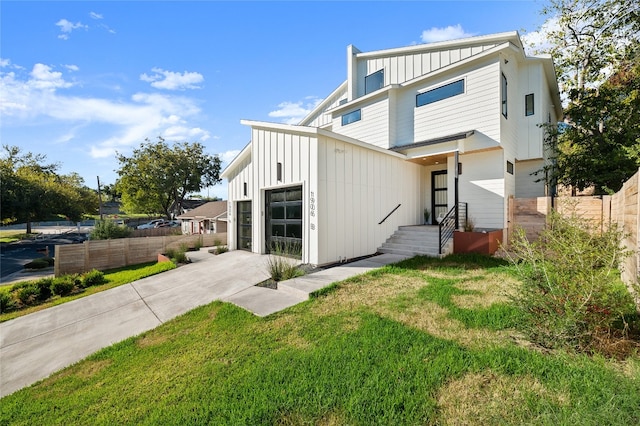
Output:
[221, 142, 251, 179]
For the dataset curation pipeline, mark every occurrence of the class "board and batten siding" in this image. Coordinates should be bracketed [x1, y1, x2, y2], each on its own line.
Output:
[458, 150, 506, 229]
[356, 42, 499, 97]
[517, 62, 545, 160]
[225, 152, 252, 251]
[316, 136, 421, 265]
[394, 59, 501, 147]
[332, 97, 390, 149]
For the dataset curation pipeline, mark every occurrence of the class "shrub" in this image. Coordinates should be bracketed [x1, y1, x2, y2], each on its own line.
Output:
[82, 269, 106, 287]
[0, 292, 16, 313]
[506, 210, 636, 355]
[24, 258, 50, 270]
[165, 247, 188, 264]
[267, 240, 304, 282]
[90, 220, 132, 240]
[193, 237, 203, 251]
[52, 275, 80, 296]
[35, 278, 54, 301]
[17, 284, 39, 305]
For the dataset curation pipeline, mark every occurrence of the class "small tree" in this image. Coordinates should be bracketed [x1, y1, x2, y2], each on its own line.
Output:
[506, 210, 637, 355]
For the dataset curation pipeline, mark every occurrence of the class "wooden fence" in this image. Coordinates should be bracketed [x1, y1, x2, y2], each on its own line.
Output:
[510, 169, 640, 303]
[55, 233, 227, 276]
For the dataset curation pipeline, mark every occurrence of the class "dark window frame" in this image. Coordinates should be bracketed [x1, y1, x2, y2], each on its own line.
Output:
[341, 109, 361, 126]
[501, 73, 508, 118]
[365, 69, 385, 95]
[416, 79, 465, 108]
[506, 161, 514, 175]
[525, 93, 534, 116]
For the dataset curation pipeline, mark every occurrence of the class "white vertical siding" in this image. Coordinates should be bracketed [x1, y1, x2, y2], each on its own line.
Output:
[516, 62, 545, 160]
[317, 136, 421, 265]
[225, 153, 253, 251]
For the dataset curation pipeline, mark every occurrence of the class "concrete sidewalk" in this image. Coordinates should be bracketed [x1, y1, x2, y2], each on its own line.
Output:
[0, 249, 407, 398]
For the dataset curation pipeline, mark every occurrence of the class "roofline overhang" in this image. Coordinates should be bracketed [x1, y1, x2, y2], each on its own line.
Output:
[390, 130, 475, 152]
[298, 81, 348, 126]
[236, 119, 408, 160]
[220, 142, 251, 179]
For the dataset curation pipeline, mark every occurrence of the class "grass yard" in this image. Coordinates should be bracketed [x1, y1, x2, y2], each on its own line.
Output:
[1, 255, 639, 425]
[0, 230, 36, 243]
[0, 261, 176, 322]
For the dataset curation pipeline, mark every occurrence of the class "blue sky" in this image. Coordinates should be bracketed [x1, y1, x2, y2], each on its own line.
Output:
[1, 1, 547, 200]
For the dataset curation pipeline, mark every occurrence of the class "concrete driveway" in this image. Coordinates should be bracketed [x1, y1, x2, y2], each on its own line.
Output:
[0, 250, 272, 398]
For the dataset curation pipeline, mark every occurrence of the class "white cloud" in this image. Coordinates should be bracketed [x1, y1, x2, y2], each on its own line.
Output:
[268, 97, 323, 125]
[0, 63, 210, 159]
[140, 68, 204, 90]
[89, 12, 103, 20]
[0, 58, 10, 68]
[521, 17, 559, 56]
[220, 149, 241, 165]
[421, 25, 475, 43]
[56, 19, 87, 40]
[64, 64, 79, 72]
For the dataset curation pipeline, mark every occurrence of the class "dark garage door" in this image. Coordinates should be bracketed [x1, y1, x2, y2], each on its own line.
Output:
[265, 186, 302, 257]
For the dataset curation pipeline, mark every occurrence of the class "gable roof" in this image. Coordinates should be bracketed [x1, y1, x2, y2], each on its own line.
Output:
[177, 201, 227, 220]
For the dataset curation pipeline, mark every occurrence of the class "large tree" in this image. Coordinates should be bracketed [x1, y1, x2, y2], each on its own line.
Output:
[115, 138, 222, 218]
[0, 145, 99, 233]
[532, 0, 640, 194]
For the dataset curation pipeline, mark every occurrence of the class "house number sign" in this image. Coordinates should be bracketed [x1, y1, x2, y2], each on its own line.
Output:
[310, 190, 316, 231]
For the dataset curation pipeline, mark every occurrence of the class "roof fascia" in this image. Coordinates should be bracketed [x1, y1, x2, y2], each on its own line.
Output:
[298, 81, 348, 126]
[355, 31, 521, 60]
[220, 142, 251, 179]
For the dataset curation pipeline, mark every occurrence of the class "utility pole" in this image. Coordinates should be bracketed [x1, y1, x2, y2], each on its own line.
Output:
[97, 176, 104, 220]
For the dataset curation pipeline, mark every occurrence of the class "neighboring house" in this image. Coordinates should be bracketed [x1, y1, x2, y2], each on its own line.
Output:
[177, 201, 228, 235]
[169, 199, 209, 218]
[221, 31, 562, 265]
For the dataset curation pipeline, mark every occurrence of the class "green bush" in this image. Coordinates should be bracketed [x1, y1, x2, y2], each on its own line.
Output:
[165, 247, 188, 264]
[17, 284, 39, 305]
[267, 240, 304, 282]
[506, 210, 636, 354]
[82, 269, 106, 287]
[0, 292, 16, 313]
[52, 275, 80, 296]
[90, 220, 132, 240]
[35, 278, 54, 301]
[24, 258, 50, 270]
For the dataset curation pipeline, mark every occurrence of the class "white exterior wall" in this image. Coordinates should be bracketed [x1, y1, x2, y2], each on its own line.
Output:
[395, 58, 501, 147]
[515, 159, 546, 197]
[332, 96, 390, 149]
[516, 62, 546, 160]
[316, 136, 421, 265]
[355, 42, 499, 97]
[458, 150, 506, 229]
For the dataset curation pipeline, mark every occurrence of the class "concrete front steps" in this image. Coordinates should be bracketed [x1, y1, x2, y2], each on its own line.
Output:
[377, 225, 452, 257]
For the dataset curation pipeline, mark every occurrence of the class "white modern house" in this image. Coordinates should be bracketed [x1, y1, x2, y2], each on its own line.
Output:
[221, 31, 562, 265]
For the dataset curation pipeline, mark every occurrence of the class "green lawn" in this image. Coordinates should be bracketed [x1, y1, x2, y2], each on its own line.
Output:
[1, 255, 638, 425]
[0, 261, 176, 322]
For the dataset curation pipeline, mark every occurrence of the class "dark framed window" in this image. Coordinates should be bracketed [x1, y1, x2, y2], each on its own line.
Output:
[277, 162, 282, 181]
[501, 73, 508, 118]
[266, 186, 303, 258]
[416, 79, 464, 107]
[525, 93, 534, 116]
[342, 109, 361, 126]
[339, 98, 348, 105]
[365, 69, 384, 94]
[507, 161, 514, 175]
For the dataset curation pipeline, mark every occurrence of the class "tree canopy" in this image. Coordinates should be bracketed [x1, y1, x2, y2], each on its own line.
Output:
[0, 145, 99, 231]
[533, 0, 640, 194]
[115, 138, 222, 218]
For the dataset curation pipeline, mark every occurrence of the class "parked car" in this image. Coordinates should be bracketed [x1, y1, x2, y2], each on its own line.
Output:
[156, 220, 180, 228]
[137, 219, 167, 229]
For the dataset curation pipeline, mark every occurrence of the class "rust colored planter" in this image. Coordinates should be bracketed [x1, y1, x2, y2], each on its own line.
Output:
[453, 229, 503, 255]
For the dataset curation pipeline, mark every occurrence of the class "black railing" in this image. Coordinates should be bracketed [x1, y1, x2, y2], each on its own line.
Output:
[438, 202, 468, 254]
[379, 204, 401, 225]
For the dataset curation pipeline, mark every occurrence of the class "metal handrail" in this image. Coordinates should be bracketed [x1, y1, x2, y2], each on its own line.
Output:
[438, 202, 467, 254]
[379, 204, 401, 225]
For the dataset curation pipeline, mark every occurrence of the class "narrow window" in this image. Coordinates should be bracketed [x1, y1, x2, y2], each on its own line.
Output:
[416, 79, 464, 107]
[277, 162, 282, 181]
[525, 93, 534, 116]
[341, 109, 361, 126]
[365, 69, 384, 94]
[339, 98, 348, 105]
[506, 161, 514, 175]
[243, 182, 247, 196]
[501, 73, 508, 118]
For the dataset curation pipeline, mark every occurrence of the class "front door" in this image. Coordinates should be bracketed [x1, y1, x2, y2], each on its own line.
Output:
[237, 201, 252, 251]
[431, 170, 448, 224]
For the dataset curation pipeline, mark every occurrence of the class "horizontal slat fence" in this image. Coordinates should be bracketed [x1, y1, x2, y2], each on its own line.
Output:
[55, 233, 227, 276]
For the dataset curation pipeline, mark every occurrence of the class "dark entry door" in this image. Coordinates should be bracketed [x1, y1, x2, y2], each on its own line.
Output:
[431, 170, 448, 224]
[265, 186, 303, 257]
[237, 201, 252, 251]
